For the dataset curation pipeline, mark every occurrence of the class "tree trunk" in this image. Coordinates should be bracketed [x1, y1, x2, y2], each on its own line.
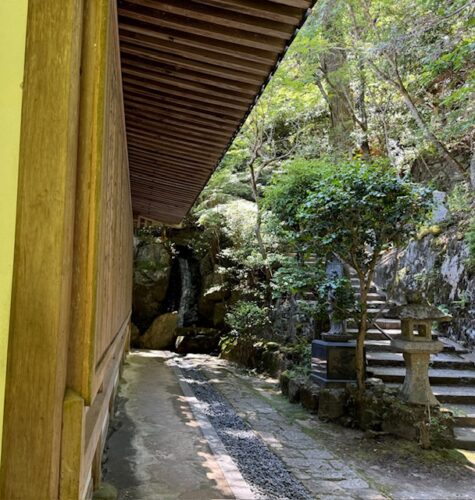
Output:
[356, 60, 371, 158]
[395, 78, 467, 179]
[470, 147, 475, 190]
[249, 161, 272, 298]
[318, 1, 354, 157]
[356, 284, 367, 396]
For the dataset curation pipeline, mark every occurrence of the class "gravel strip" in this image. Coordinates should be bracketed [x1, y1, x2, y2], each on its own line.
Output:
[180, 365, 313, 500]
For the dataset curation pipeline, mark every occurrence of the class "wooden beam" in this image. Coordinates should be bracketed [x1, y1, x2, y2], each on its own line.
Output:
[128, 143, 217, 165]
[118, 20, 277, 63]
[118, 7, 285, 51]
[125, 102, 237, 131]
[124, 112, 232, 140]
[122, 65, 256, 100]
[120, 44, 262, 85]
[123, 0, 296, 37]
[194, 0, 305, 23]
[126, 129, 224, 154]
[123, 77, 249, 111]
[124, 85, 245, 118]
[119, 31, 271, 75]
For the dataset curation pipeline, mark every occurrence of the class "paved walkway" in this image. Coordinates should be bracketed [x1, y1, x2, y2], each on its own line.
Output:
[105, 351, 475, 499]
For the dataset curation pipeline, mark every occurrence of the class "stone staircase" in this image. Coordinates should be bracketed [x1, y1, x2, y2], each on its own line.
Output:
[347, 272, 475, 450]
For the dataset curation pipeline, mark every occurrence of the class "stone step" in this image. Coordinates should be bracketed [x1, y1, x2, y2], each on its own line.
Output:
[454, 427, 475, 451]
[366, 300, 387, 306]
[438, 336, 470, 355]
[367, 308, 391, 315]
[349, 317, 401, 330]
[365, 340, 397, 352]
[369, 367, 475, 386]
[387, 384, 475, 404]
[444, 405, 475, 426]
[348, 328, 400, 337]
[367, 292, 386, 301]
[366, 339, 463, 355]
[367, 352, 475, 370]
[351, 283, 377, 293]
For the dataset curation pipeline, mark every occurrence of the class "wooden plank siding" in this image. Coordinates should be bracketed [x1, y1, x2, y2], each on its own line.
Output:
[119, 0, 315, 225]
[0, 1, 132, 498]
[65, 0, 133, 496]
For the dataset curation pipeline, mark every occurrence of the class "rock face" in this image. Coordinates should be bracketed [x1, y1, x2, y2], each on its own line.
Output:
[374, 226, 475, 347]
[133, 239, 171, 331]
[138, 312, 178, 350]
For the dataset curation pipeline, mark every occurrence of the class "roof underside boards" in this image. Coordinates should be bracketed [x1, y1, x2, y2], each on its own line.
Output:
[118, 0, 314, 226]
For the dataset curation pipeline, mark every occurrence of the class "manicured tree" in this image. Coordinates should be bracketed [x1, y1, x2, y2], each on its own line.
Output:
[267, 159, 431, 393]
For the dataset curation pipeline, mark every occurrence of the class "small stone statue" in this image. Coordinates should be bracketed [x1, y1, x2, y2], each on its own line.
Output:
[323, 254, 349, 341]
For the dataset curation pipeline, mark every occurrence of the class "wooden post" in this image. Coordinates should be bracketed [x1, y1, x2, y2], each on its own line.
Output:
[0, 1, 84, 498]
[69, 0, 110, 405]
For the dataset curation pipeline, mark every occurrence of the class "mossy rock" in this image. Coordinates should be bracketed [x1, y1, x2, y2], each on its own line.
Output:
[93, 483, 118, 500]
[280, 371, 290, 396]
[300, 382, 320, 414]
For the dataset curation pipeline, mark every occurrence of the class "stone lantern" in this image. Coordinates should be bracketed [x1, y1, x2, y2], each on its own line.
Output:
[390, 303, 451, 406]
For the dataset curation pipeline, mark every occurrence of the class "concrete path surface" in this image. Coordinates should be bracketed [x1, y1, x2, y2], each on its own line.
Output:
[105, 351, 475, 500]
[104, 351, 234, 499]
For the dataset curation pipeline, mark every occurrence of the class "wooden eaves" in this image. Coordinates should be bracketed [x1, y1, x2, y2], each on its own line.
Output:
[119, 0, 315, 226]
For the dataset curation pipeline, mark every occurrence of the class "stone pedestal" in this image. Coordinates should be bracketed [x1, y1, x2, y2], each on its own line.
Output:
[311, 339, 358, 387]
[391, 338, 443, 406]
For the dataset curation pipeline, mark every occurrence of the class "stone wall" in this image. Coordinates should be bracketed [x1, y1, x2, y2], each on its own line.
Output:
[374, 223, 475, 347]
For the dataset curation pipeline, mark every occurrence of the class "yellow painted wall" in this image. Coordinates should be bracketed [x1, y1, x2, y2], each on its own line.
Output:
[0, 1, 29, 454]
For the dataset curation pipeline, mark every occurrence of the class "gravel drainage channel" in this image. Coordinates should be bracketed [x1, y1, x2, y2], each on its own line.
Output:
[175, 362, 313, 500]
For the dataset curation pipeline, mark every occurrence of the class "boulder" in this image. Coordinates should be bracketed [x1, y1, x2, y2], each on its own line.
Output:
[130, 322, 140, 347]
[300, 382, 320, 413]
[138, 312, 178, 350]
[134, 241, 171, 291]
[280, 371, 290, 396]
[318, 388, 346, 420]
[175, 327, 220, 354]
[133, 240, 172, 329]
[201, 270, 230, 302]
[288, 377, 305, 404]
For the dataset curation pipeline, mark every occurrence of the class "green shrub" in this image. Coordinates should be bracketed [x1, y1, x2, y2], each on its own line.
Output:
[225, 300, 271, 339]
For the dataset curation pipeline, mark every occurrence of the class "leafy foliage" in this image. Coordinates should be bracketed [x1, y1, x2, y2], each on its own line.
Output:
[297, 160, 432, 267]
[225, 301, 271, 340]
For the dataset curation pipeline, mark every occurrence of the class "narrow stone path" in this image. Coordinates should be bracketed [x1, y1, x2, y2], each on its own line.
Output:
[105, 351, 475, 499]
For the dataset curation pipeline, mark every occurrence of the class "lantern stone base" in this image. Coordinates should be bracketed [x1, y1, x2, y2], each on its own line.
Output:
[391, 338, 444, 406]
[311, 339, 358, 387]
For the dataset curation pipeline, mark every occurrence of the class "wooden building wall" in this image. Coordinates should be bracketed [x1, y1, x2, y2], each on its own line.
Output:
[0, 1, 132, 498]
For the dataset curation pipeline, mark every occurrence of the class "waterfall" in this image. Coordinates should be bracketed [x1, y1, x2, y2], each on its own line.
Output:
[177, 253, 200, 328]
